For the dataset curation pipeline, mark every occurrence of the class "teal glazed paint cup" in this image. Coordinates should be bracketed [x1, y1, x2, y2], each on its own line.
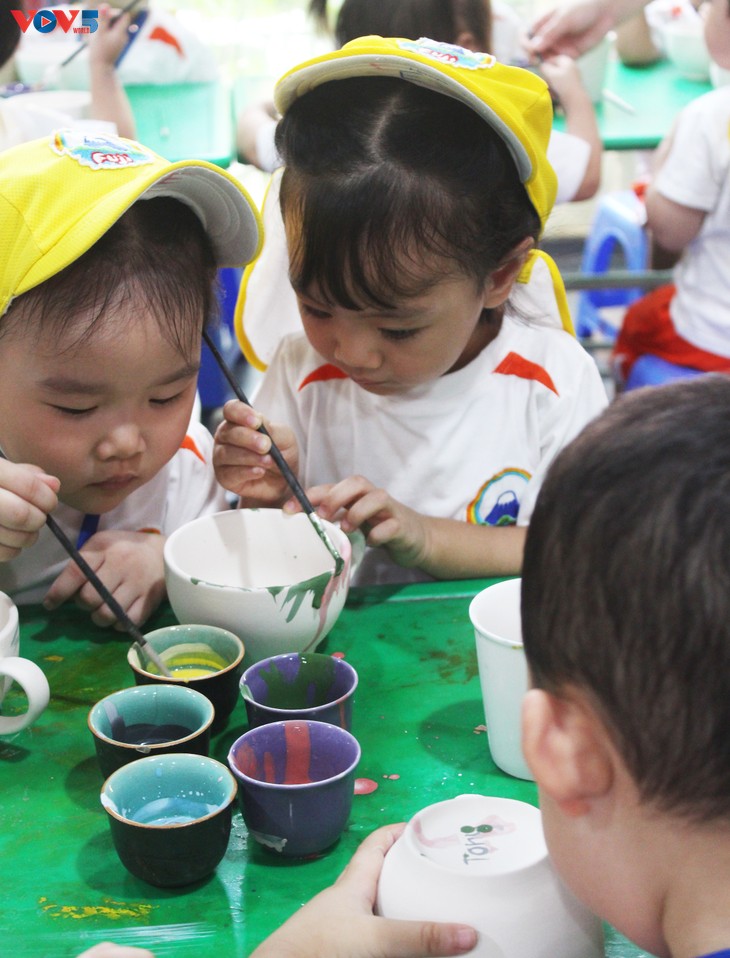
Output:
[100, 753, 237, 887]
[240, 652, 358, 731]
[227, 719, 360, 858]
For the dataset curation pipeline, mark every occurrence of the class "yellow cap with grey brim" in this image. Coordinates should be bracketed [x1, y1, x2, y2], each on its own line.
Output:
[274, 35, 557, 232]
[0, 129, 263, 319]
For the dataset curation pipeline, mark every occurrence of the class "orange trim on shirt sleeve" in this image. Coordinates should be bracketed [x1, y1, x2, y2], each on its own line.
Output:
[298, 364, 349, 390]
[148, 26, 184, 57]
[180, 434, 206, 462]
[493, 352, 559, 396]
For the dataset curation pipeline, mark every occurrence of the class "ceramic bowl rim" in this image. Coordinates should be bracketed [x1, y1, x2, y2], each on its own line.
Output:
[239, 652, 359, 716]
[100, 753, 238, 829]
[87, 684, 215, 749]
[163, 508, 350, 593]
[227, 720, 361, 791]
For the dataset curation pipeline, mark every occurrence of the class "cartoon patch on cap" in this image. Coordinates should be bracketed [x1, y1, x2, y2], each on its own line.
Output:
[398, 38, 495, 71]
[51, 130, 156, 171]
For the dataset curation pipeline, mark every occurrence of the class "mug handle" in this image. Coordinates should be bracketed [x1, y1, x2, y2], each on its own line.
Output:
[0, 657, 50, 735]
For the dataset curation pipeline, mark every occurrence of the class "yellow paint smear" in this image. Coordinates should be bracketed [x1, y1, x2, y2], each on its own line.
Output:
[38, 896, 155, 921]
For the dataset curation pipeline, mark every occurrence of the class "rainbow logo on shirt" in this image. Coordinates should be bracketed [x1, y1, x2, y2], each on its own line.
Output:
[467, 468, 531, 525]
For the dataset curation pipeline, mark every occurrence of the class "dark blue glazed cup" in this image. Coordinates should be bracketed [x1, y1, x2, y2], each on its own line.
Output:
[88, 684, 214, 779]
[240, 652, 358, 731]
[227, 720, 360, 858]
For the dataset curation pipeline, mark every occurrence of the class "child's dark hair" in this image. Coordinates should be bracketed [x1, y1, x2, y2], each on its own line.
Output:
[275, 77, 540, 311]
[309, 0, 490, 53]
[4, 197, 217, 358]
[522, 375, 730, 822]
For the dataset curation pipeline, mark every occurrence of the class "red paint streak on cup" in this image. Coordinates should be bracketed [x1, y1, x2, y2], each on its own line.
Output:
[263, 750, 277, 783]
[284, 722, 313, 784]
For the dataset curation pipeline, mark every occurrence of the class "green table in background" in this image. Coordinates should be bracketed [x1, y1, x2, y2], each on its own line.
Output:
[1, 580, 652, 957]
[553, 57, 712, 150]
[125, 82, 236, 168]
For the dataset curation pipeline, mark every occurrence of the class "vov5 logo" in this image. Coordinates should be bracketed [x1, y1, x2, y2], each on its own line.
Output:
[11, 8, 99, 34]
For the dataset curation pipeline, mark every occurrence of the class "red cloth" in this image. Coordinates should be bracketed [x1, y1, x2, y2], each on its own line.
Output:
[613, 284, 730, 380]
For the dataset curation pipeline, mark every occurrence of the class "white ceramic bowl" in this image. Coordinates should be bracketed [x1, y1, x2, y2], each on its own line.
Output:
[662, 19, 711, 80]
[376, 794, 604, 958]
[164, 509, 352, 666]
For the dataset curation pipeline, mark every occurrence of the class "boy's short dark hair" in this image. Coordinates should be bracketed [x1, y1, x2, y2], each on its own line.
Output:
[3, 197, 217, 358]
[522, 376, 730, 822]
[275, 77, 540, 311]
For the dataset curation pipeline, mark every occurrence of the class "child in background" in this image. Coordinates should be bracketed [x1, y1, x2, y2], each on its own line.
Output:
[239, 0, 601, 204]
[0, 2, 136, 146]
[215, 37, 608, 585]
[326, 0, 600, 202]
[0, 130, 261, 626]
[248, 373, 730, 958]
[613, 0, 730, 381]
[236, 0, 601, 375]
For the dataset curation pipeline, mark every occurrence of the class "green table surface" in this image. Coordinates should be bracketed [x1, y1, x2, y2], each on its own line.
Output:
[553, 57, 712, 150]
[125, 82, 235, 169]
[2, 578, 653, 957]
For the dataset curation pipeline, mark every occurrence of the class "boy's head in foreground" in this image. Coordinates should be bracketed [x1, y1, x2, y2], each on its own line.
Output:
[520, 375, 730, 957]
[0, 130, 260, 515]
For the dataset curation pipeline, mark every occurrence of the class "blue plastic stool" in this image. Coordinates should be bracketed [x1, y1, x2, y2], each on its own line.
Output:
[624, 354, 706, 391]
[198, 266, 243, 411]
[576, 190, 649, 341]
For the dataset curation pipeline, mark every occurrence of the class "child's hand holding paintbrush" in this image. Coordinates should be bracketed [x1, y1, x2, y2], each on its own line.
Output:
[0, 452, 171, 677]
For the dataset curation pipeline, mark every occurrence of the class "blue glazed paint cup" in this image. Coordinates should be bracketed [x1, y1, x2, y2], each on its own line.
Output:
[227, 720, 360, 858]
[240, 652, 358, 731]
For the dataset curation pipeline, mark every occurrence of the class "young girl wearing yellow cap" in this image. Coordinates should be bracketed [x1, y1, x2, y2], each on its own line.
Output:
[215, 37, 607, 585]
[0, 130, 260, 626]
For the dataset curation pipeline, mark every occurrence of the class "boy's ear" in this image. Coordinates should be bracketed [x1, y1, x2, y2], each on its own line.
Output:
[521, 688, 614, 817]
[482, 237, 535, 307]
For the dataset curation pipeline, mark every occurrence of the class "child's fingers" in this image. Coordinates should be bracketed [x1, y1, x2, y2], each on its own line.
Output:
[43, 556, 98, 611]
[76, 944, 155, 958]
[0, 462, 60, 521]
[333, 823, 406, 897]
[305, 476, 377, 522]
[221, 398, 262, 428]
[0, 525, 41, 561]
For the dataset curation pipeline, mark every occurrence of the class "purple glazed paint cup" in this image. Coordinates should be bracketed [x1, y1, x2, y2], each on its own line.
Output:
[227, 719, 360, 858]
[240, 652, 358, 731]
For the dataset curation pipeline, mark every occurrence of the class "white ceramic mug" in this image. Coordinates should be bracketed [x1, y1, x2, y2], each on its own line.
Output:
[0, 591, 50, 735]
[469, 578, 532, 780]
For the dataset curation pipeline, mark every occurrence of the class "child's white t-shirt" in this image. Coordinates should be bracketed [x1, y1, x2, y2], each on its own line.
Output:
[0, 98, 116, 151]
[0, 420, 228, 604]
[654, 87, 730, 357]
[253, 319, 608, 585]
